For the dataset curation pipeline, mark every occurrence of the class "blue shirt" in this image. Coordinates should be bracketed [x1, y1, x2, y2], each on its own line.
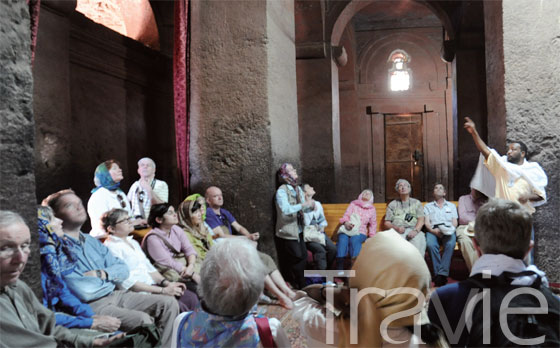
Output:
[205, 208, 236, 234]
[62, 232, 129, 303]
[275, 185, 306, 216]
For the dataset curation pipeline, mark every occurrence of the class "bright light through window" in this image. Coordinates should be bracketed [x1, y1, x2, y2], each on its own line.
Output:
[388, 50, 411, 92]
[391, 70, 410, 91]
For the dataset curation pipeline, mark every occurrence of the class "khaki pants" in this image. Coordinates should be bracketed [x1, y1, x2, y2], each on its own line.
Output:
[456, 225, 478, 271]
[401, 228, 426, 256]
[89, 290, 179, 347]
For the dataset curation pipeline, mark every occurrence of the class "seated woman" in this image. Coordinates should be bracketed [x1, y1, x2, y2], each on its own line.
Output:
[302, 183, 337, 270]
[177, 195, 213, 273]
[178, 195, 296, 309]
[142, 203, 200, 287]
[292, 230, 446, 347]
[173, 238, 291, 347]
[87, 159, 146, 238]
[38, 206, 120, 332]
[336, 189, 377, 270]
[102, 208, 199, 312]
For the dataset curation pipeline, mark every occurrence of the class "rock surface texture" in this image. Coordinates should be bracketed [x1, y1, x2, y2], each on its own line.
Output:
[502, 0, 560, 282]
[0, 0, 41, 295]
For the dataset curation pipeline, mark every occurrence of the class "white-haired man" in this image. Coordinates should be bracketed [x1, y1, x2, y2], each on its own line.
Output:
[0, 210, 123, 347]
[384, 178, 426, 255]
[128, 157, 169, 220]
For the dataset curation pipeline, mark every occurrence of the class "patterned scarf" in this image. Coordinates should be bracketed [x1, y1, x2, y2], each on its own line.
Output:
[38, 210, 78, 310]
[279, 162, 298, 187]
[91, 162, 121, 193]
[178, 195, 211, 243]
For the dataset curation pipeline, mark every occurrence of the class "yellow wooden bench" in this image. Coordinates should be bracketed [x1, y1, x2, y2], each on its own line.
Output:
[323, 201, 458, 243]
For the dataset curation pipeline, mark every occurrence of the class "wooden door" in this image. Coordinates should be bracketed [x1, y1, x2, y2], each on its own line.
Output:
[384, 114, 424, 201]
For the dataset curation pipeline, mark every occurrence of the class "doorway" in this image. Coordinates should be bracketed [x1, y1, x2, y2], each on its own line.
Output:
[384, 113, 424, 201]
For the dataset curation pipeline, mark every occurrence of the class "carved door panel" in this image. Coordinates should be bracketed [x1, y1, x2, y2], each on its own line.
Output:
[384, 114, 423, 202]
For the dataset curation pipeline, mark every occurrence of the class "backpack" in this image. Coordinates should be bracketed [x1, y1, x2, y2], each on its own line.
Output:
[465, 271, 560, 347]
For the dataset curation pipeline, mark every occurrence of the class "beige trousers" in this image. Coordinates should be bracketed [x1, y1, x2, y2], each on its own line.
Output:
[89, 290, 179, 347]
[456, 225, 478, 271]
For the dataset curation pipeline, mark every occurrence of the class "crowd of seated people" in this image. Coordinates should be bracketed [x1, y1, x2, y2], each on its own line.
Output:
[1, 145, 554, 347]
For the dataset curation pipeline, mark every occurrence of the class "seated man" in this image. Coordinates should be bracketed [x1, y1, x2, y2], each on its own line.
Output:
[173, 238, 291, 347]
[127, 157, 169, 220]
[0, 210, 122, 347]
[424, 183, 458, 287]
[456, 188, 487, 271]
[384, 179, 426, 255]
[205, 186, 259, 240]
[43, 189, 179, 347]
[428, 199, 557, 346]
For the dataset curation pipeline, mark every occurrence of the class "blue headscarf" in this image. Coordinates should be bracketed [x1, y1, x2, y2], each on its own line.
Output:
[91, 161, 121, 193]
[38, 210, 78, 310]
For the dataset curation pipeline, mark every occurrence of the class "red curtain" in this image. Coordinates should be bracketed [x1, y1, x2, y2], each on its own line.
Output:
[28, 0, 41, 64]
[173, 0, 190, 189]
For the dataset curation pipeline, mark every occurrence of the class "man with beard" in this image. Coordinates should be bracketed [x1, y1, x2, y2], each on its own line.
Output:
[463, 117, 547, 214]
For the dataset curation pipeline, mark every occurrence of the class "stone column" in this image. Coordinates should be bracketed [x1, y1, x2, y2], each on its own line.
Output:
[501, 0, 560, 282]
[0, 0, 40, 294]
[189, 0, 299, 259]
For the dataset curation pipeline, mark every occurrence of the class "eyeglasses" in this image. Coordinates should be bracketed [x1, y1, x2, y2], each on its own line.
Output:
[116, 194, 127, 209]
[115, 217, 132, 225]
[0, 243, 31, 259]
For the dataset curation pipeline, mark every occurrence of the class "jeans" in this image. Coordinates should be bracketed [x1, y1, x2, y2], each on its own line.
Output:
[306, 235, 337, 270]
[336, 233, 367, 259]
[426, 232, 456, 277]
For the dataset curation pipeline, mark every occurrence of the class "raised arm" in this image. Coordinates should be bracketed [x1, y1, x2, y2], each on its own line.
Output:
[464, 117, 490, 159]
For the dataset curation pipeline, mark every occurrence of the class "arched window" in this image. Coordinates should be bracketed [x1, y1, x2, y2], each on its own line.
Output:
[76, 0, 160, 50]
[388, 50, 411, 91]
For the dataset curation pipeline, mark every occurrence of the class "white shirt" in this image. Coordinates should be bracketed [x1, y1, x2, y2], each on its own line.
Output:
[87, 187, 132, 238]
[127, 179, 169, 218]
[104, 235, 157, 291]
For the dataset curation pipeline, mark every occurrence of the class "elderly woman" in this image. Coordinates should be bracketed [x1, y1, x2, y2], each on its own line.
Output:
[173, 238, 291, 347]
[142, 203, 200, 286]
[102, 208, 199, 312]
[38, 205, 120, 332]
[87, 159, 146, 238]
[275, 163, 314, 289]
[178, 195, 296, 309]
[302, 183, 337, 270]
[335, 189, 377, 270]
[292, 230, 446, 347]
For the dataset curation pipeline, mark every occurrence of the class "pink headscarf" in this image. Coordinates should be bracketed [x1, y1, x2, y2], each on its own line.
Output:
[354, 189, 374, 208]
[278, 163, 298, 187]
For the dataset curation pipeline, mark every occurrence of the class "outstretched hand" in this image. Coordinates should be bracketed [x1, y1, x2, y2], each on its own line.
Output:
[463, 117, 476, 134]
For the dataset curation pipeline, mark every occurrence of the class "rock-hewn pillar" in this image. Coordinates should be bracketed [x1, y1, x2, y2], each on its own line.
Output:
[501, 0, 560, 282]
[0, 0, 39, 294]
[189, 0, 299, 259]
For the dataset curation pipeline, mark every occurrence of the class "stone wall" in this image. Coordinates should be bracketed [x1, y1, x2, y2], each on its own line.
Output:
[189, 0, 299, 258]
[502, 0, 560, 282]
[0, 0, 40, 294]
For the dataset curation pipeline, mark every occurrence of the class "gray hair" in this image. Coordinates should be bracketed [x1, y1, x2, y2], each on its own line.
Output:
[0, 210, 26, 230]
[138, 157, 156, 169]
[199, 238, 267, 317]
[395, 179, 411, 192]
[475, 198, 532, 259]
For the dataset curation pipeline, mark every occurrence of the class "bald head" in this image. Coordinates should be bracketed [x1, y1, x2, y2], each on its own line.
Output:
[205, 186, 224, 208]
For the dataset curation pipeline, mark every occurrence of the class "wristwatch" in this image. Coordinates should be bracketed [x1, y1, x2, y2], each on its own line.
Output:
[96, 269, 103, 279]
